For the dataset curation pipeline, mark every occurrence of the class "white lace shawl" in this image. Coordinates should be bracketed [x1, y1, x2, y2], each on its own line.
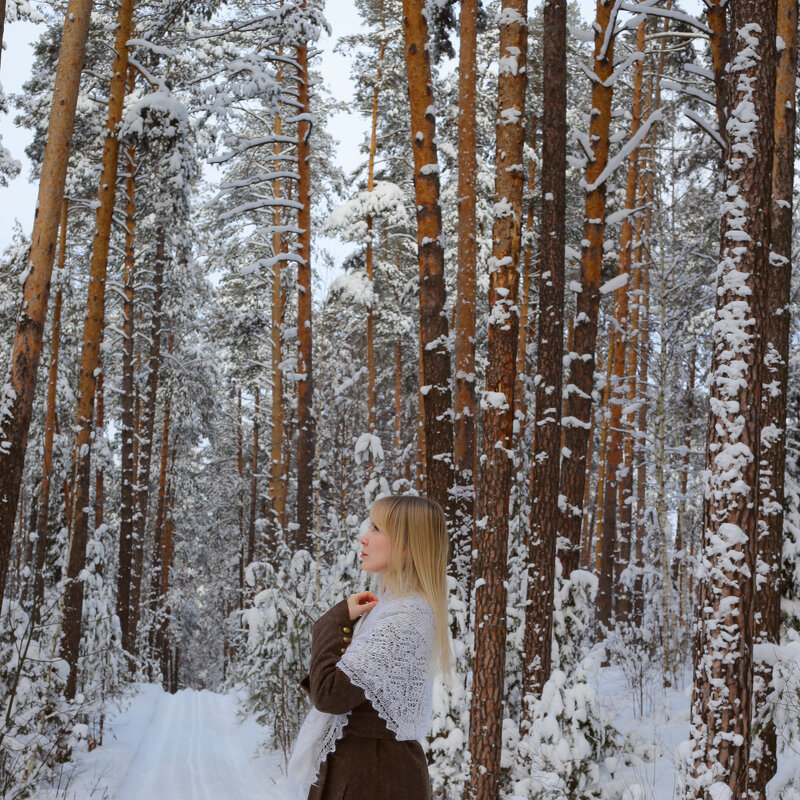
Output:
[286, 589, 436, 797]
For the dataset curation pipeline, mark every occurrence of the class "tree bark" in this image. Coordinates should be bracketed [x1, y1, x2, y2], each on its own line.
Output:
[394, 336, 403, 480]
[0, 0, 94, 606]
[707, 0, 729, 145]
[688, 0, 777, 795]
[267, 114, 285, 554]
[60, 0, 135, 700]
[295, 22, 316, 551]
[557, 0, 616, 578]
[515, 149, 536, 449]
[365, 10, 386, 439]
[95, 325, 105, 536]
[129, 220, 164, 652]
[466, 2, 527, 798]
[453, 0, 478, 607]
[32, 199, 68, 624]
[593, 328, 615, 575]
[522, 0, 566, 708]
[247, 386, 259, 565]
[610, 20, 645, 628]
[749, 0, 797, 795]
[400, 0, 454, 519]
[118, 67, 137, 653]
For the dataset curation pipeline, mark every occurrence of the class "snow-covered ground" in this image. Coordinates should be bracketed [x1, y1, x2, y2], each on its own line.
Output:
[590, 664, 691, 799]
[35, 667, 799, 799]
[46, 683, 289, 799]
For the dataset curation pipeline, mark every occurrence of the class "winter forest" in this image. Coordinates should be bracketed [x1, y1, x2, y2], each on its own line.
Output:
[0, 0, 799, 797]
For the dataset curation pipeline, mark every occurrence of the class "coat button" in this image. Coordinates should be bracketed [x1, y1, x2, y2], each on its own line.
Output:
[342, 626, 351, 634]
[340, 647, 346, 653]
[343, 636, 351, 643]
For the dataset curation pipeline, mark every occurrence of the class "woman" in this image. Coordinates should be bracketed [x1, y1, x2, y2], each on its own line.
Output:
[287, 494, 454, 800]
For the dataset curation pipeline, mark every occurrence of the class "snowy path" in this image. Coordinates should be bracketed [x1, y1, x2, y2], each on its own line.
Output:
[57, 683, 290, 799]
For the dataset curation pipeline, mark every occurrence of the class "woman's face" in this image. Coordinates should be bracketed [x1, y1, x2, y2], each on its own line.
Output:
[359, 519, 393, 575]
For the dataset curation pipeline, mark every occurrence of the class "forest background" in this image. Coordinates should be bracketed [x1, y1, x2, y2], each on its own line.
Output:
[1, 0, 800, 799]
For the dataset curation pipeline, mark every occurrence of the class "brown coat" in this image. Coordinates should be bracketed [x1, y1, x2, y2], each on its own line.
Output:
[298, 598, 432, 800]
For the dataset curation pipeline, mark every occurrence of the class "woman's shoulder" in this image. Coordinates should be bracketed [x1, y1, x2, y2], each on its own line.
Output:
[389, 591, 434, 626]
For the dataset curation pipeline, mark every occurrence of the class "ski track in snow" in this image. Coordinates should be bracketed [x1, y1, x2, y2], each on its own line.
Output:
[58, 683, 290, 799]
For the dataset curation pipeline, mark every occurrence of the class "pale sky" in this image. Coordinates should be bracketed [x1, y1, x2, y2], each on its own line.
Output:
[0, 0, 661, 264]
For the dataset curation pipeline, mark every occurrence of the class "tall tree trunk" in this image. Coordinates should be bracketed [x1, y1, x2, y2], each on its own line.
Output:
[394, 336, 403, 481]
[248, 387, 259, 564]
[593, 328, 615, 575]
[268, 124, 285, 553]
[453, 0, 478, 606]
[0, 0, 93, 606]
[749, 0, 798, 794]
[118, 67, 137, 654]
[295, 22, 316, 551]
[400, 0, 454, 519]
[237, 386, 244, 606]
[675, 340, 696, 631]
[365, 10, 386, 439]
[557, 0, 616, 578]
[416, 332, 426, 493]
[60, 0, 135, 700]
[632, 155, 652, 629]
[522, 0, 565, 708]
[688, 0, 777, 795]
[149, 385, 170, 666]
[32, 199, 68, 624]
[515, 148, 536, 449]
[707, 0, 729, 144]
[466, 3, 527, 798]
[129, 220, 164, 652]
[609, 20, 645, 628]
[95, 325, 105, 535]
[451, 0, 478, 608]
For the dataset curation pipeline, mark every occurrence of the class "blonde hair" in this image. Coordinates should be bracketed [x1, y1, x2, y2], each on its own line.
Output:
[368, 494, 454, 682]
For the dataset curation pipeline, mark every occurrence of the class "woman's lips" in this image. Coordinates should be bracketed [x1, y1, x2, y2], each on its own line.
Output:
[360, 552, 368, 558]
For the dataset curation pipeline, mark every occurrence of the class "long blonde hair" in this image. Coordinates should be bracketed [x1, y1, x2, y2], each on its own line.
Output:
[368, 494, 454, 682]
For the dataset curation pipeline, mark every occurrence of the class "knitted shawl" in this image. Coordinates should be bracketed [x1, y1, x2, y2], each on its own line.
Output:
[286, 588, 436, 796]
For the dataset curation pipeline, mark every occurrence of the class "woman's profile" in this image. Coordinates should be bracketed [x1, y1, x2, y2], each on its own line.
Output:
[287, 494, 454, 800]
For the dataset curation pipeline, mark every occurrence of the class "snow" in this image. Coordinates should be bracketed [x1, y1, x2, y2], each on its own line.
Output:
[50, 683, 289, 799]
[599, 273, 629, 295]
[582, 109, 663, 193]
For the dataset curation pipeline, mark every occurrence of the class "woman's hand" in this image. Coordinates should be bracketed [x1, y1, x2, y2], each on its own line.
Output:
[347, 591, 378, 621]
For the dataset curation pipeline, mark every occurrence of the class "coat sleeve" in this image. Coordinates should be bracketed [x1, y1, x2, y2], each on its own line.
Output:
[298, 598, 370, 715]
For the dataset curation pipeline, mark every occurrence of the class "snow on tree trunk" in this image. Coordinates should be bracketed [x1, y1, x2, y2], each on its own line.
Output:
[32, 199, 68, 625]
[394, 336, 403, 481]
[522, 0, 566, 707]
[365, 17, 386, 440]
[633, 58, 663, 629]
[466, 2, 527, 799]
[613, 21, 646, 628]
[748, 0, 797, 795]
[593, 330, 615, 576]
[128, 220, 165, 655]
[267, 110, 285, 555]
[248, 386, 259, 564]
[515, 152, 536, 449]
[60, 0, 136, 700]
[295, 28, 315, 553]
[118, 67, 137, 654]
[557, 0, 616, 578]
[400, 0, 454, 519]
[94, 324, 105, 533]
[0, 0, 93, 608]
[453, 0, 479, 613]
[686, 2, 777, 796]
